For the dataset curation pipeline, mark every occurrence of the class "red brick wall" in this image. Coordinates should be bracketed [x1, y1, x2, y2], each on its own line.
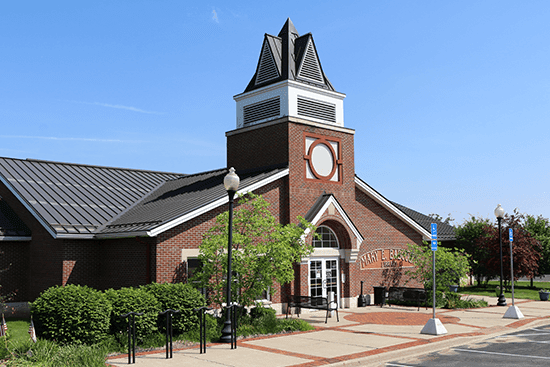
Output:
[227, 121, 289, 171]
[352, 188, 424, 295]
[0, 241, 30, 301]
[96, 237, 155, 290]
[0, 182, 63, 301]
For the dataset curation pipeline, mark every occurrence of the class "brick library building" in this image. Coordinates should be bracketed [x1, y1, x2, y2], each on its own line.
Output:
[0, 19, 454, 313]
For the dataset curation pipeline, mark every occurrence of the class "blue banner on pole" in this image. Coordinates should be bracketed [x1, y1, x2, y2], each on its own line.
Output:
[431, 223, 437, 251]
[509, 228, 513, 242]
[431, 223, 437, 239]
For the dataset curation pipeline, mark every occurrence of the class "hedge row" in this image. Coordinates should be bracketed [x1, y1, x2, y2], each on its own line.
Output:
[31, 283, 206, 345]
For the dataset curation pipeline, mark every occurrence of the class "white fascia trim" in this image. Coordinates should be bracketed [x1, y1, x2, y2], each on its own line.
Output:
[307, 196, 364, 243]
[147, 168, 290, 237]
[287, 80, 346, 100]
[94, 231, 150, 239]
[55, 233, 95, 239]
[233, 80, 346, 102]
[0, 175, 57, 239]
[0, 236, 31, 241]
[354, 177, 431, 240]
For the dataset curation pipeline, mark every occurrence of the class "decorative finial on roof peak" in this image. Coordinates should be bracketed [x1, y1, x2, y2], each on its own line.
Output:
[278, 17, 299, 37]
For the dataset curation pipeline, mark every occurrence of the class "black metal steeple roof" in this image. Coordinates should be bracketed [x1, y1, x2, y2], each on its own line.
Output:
[244, 18, 335, 93]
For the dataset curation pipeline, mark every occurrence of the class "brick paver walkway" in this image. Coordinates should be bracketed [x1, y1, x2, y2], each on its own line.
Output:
[344, 311, 460, 325]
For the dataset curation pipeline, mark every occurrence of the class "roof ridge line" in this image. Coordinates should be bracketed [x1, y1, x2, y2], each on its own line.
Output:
[95, 178, 168, 234]
[166, 167, 227, 181]
[6, 157, 185, 176]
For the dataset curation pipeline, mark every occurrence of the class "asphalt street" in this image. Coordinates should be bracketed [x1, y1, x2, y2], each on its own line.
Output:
[386, 324, 550, 367]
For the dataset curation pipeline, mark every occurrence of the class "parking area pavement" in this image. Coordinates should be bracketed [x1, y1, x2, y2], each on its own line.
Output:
[387, 324, 550, 367]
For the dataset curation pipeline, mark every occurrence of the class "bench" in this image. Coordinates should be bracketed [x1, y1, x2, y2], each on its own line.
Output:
[383, 287, 427, 310]
[286, 295, 339, 323]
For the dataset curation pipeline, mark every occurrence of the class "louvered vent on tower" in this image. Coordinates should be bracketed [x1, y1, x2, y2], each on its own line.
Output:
[255, 40, 280, 85]
[243, 97, 280, 125]
[298, 40, 324, 83]
[297, 97, 335, 123]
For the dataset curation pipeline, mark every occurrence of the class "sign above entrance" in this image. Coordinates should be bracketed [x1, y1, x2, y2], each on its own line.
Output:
[359, 248, 414, 270]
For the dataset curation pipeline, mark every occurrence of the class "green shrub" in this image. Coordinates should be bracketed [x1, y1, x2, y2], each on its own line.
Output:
[105, 287, 161, 343]
[181, 313, 221, 342]
[31, 285, 112, 344]
[142, 282, 205, 334]
[444, 293, 488, 309]
[443, 292, 461, 309]
[249, 305, 275, 320]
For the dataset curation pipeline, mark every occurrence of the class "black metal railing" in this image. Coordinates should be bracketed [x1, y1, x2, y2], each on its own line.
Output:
[120, 312, 143, 364]
[193, 306, 213, 354]
[159, 309, 180, 359]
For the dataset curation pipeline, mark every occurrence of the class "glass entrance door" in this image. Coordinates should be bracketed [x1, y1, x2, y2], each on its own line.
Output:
[309, 258, 339, 304]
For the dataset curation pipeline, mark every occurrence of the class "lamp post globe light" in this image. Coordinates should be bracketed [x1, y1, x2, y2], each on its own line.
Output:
[221, 167, 239, 343]
[494, 204, 507, 307]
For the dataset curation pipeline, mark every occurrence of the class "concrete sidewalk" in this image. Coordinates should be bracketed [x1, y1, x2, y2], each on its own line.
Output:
[106, 296, 550, 367]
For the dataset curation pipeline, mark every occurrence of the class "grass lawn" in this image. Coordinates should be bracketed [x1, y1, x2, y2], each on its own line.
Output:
[459, 280, 550, 301]
[0, 319, 33, 359]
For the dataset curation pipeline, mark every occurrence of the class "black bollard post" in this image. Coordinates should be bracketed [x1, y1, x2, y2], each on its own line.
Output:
[159, 309, 180, 359]
[231, 305, 236, 350]
[120, 312, 144, 364]
[227, 304, 241, 350]
[193, 306, 213, 354]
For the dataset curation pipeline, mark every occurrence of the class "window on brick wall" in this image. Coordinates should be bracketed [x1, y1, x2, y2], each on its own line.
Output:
[312, 226, 339, 248]
[187, 258, 207, 298]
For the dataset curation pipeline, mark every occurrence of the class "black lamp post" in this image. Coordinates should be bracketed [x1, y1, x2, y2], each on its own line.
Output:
[220, 167, 239, 343]
[494, 204, 507, 306]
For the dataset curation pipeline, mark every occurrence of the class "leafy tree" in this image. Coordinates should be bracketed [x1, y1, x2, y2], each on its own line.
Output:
[428, 213, 455, 225]
[194, 193, 315, 308]
[455, 216, 492, 285]
[404, 243, 470, 291]
[524, 215, 550, 275]
[476, 211, 541, 283]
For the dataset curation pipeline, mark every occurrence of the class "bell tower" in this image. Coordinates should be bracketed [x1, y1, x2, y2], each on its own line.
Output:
[227, 18, 355, 193]
[233, 18, 345, 129]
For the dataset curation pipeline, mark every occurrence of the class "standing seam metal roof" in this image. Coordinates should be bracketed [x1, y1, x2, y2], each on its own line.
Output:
[391, 201, 456, 241]
[0, 157, 182, 236]
[100, 165, 289, 235]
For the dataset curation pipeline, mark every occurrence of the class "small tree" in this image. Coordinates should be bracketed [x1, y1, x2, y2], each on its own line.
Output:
[525, 215, 550, 276]
[194, 193, 315, 308]
[404, 243, 470, 292]
[455, 216, 492, 285]
[476, 211, 541, 284]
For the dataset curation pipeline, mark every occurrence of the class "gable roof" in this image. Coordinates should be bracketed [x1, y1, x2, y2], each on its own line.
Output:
[244, 18, 335, 93]
[0, 157, 182, 238]
[98, 165, 289, 238]
[391, 201, 456, 241]
[304, 193, 363, 242]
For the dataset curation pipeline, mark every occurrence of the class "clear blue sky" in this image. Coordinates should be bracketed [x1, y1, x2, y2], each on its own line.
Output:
[2, 1, 549, 225]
